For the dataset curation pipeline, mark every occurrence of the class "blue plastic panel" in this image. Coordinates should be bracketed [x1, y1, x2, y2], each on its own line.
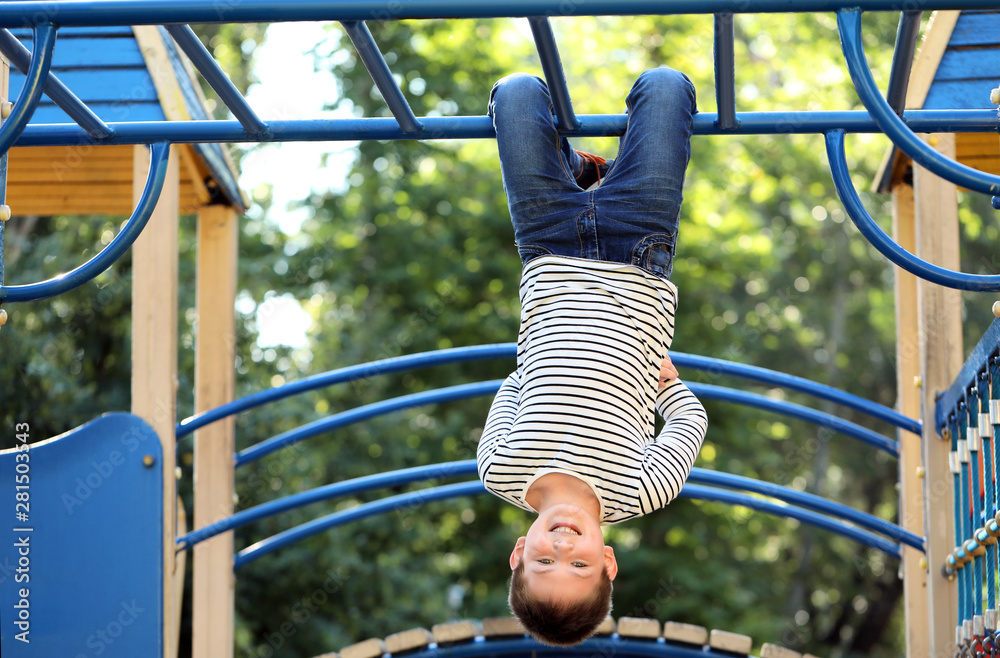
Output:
[0, 414, 163, 657]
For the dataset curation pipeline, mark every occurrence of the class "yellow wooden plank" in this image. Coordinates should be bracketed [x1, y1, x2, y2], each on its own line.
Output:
[914, 133, 961, 656]
[193, 205, 238, 658]
[180, 144, 211, 207]
[131, 144, 181, 658]
[907, 11, 960, 110]
[133, 27, 192, 121]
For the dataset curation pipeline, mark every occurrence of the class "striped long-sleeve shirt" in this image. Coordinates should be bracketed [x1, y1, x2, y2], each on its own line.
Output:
[477, 255, 708, 525]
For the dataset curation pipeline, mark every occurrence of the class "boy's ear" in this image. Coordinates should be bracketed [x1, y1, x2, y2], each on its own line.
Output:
[604, 545, 619, 581]
[509, 536, 527, 570]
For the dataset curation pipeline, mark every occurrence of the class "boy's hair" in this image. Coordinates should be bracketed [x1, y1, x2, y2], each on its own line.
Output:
[508, 559, 613, 646]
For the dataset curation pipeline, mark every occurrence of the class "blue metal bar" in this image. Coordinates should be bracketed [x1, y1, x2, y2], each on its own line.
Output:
[177, 458, 921, 551]
[0, 23, 55, 158]
[936, 319, 1000, 431]
[233, 480, 901, 568]
[10, 108, 998, 147]
[671, 352, 919, 434]
[827, 130, 1000, 292]
[884, 11, 922, 117]
[0, 142, 170, 302]
[341, 21, 422, 136]
[0, 28, 113, 140]
[176, 461, 478, 549]
[234, 381, 504, 467]
[838, 9, 1000, 197]
[176, 344, 514, 439]
[3, 0, 1000, 26]
[527, 17, 578, 133]
[163, 24, 268, 136]
[392, 637, 716, 658]
[713, 13, 738, 131]
[690, 382, 898, 456]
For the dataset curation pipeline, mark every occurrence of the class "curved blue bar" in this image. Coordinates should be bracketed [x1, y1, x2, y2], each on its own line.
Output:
[827, 130, 1000, 292]
[234, 480, 900, 568]
[0, 28, 113, 140]
[0, 142, 170, 302]
[838, 9, 1000, 197]
[177, 461, 478, 549]
[176, 344, 513, 439]
[689, 382, 898, 456]
[12, 109, 999, 147]
[670, 352, 919, 434]
[0, 23, 56, 158]
[178, 458, 919, 552]
[234, 480, 486, 568]
[3, 0, 1000, 26]
[687, 469, 922, 550]
[681, 484, 901, 557]
[397, 637, 711, 658]
[528, 17, 578, 132]
[341, 21, 422, 136]
[234, 381, 504, 467]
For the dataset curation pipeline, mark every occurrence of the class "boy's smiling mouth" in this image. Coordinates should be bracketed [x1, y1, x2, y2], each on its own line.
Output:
[549, 523, 581, 535]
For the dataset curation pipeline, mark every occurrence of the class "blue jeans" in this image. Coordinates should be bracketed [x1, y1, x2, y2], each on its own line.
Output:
[488, 68, 696, 279]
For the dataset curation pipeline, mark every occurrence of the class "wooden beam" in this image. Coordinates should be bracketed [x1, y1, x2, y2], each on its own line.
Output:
[914, 133, 961, 656]
[193, 204, 238, 658]
[131, 144, 181, 658]
[892, 178, 930, 658]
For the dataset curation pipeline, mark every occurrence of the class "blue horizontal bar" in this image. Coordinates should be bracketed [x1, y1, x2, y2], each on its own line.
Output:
[0, 23, 55, 158]
[827, 130, 1000, 292]
[11, 109, 998, 147]
[669, 352, 919, 434]
[177, 458, 920, 552]
[935, 318, 1000, 431]
[164, 24, 268, 136]
[689, 382, 899, 456]
[839, 9, 1000, 196]
[341, 21, 422, 136]
[394, 637, 713, 658]
[176, 344, 514, 439]
[0, 28, 113, 139]
[234, 381, 504, 467]
[0, 142, 170, 302]
[2, 0, 1000, 27]
[233, 479, 900, 568]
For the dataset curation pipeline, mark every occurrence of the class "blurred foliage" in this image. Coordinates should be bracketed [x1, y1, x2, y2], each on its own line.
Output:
[4, 11, 1000, 658]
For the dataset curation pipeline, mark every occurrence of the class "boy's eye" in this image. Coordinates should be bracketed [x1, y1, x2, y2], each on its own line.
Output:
[572, 562, 586, 568]
[538, 558, 553, 564]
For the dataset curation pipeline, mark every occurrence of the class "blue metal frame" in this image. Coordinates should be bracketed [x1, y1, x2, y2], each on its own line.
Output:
[0, 22, 55, 158]
[529, 17, 578, 132]
[0, 27, 113, 140]
[341, 20, 423, 136]
[177, 459, 922, 551]
[0, 142, 170, 302]
[163, 24, 268, 137]
[2, 0, 1000, 26]
[838, 8, 1000, 197]
[936, 319, 1000, 432]
[11, 108, 998, 147]
[827, 130, 1000, 292]
[233, 480, 901, 568]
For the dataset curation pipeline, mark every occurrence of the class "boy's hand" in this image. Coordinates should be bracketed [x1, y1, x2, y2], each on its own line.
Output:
[658, 353, 678, 389]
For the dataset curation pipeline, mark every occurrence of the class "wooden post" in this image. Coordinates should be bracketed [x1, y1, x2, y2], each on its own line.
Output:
[893, 179, 930, 658]
[193, 205, 239, 658]
[132, 144, 181, 658]
[914, 133, 962, 657]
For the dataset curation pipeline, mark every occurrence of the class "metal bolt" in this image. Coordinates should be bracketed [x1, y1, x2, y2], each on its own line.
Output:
[0, 101, 11, 119]
[0, 205, 11, 222]
[0, 309, 7, 326]
[916, 466, 925, 479]
[914, 375, 923, 389]
[142, 454, 155, 467]
[992, 88, 1000, 106]
[920, 556, 928, 570]
[993, 300, 1000, 318]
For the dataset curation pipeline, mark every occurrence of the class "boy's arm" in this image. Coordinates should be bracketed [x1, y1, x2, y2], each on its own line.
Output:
[476, 370, 521, 480]
[643, 375, 708, 507]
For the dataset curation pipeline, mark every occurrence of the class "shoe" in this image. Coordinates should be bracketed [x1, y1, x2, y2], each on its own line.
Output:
[574, 150, 610, 189]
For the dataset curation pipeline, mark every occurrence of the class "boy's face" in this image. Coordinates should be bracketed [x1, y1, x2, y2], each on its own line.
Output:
[509, 503, 618, 604]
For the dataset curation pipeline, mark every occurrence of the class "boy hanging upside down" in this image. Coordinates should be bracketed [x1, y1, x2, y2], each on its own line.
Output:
[476, 68, 709, 646]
